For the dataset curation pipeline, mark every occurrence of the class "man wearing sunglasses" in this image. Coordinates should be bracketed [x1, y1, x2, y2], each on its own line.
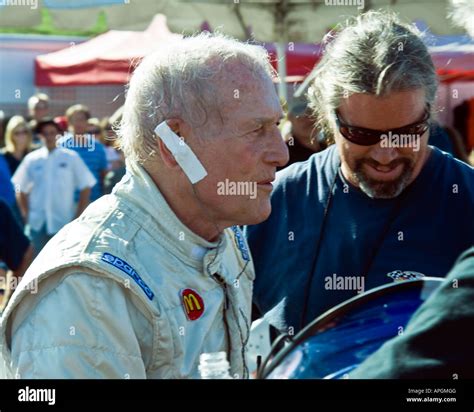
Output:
[244, 11, 474, 336]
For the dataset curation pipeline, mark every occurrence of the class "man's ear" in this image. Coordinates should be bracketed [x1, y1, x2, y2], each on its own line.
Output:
[156, 118, 184, 169]
[157, 138, 178, 168]
[155, 118, 208, 184]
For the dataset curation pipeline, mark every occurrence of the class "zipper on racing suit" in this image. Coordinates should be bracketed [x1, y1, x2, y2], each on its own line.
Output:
[211, 273, 232, 360]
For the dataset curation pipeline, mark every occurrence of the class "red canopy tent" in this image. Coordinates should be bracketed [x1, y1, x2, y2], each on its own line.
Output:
[35, 15, 183, 87]
[264, 42, 321, 82]
[35, 14, 321, 87]
[35, 14, 474, 87]
[431, 45, 474, 83]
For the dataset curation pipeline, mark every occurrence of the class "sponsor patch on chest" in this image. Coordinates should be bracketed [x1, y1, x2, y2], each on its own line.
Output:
[181, 288, 205, 321]
[101, 252, 154, 300]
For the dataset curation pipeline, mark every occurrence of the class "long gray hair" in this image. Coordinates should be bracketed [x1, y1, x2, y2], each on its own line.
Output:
[308, 10, 437, 142]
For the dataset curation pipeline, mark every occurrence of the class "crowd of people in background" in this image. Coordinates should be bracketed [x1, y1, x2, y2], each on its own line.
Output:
[0, 94, 126, 305]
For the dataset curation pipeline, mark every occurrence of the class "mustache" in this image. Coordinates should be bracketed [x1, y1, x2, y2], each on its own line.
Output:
[356, 157, 411, 170]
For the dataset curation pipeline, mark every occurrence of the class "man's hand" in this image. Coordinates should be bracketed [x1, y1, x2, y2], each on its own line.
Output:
[16, 192, 29, 224]
[76, 187, 91, 218]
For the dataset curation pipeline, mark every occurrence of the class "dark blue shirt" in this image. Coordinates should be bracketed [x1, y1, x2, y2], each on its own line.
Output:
[0, 154, 15, 207]
[244, 145, 474, 334]
[0, 199, 30, 270]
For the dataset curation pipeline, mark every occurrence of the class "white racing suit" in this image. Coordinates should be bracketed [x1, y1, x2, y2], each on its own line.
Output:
[0, 163, 255, 378]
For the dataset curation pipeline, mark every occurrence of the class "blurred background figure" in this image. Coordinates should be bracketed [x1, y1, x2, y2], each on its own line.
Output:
[54, 115, 69, 134]
[0, 152, 15, 210]
[0, 110, 5, 147]
[61, 104, 107, 201]
[100, 117, 123, 171]
[0, 199, 33, 312]
[429, 121, 471, 163]
[102, 108, 126, 194]
[13, 118, 96, 257]
[27, 93, 50, 146]
[1, 116, 33, 176]
[28, 93, 50, 123]
[0, 116, 34, 228]
[87, 117, 102, 138]
[279, 95, 324, 169]
[66, 104, 90, 136]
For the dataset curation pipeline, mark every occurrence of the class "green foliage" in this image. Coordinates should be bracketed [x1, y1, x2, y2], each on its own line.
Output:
[0, 8, 108, 36]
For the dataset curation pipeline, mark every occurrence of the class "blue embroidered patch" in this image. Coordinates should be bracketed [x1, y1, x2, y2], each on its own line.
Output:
[231, 226, 250, 261]
[101, 253, 154, 300]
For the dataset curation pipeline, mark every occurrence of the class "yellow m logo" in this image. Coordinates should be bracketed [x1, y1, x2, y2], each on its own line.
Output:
[183, 294, 201, 313]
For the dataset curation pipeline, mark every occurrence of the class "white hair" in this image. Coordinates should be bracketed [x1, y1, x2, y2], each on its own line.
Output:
[118, 32, 275, 164]
[27, 93, 49, 112]
[448, 0, 474, 37]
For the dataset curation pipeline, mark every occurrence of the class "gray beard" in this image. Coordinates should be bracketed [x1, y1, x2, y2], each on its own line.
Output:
[352, 158, 414, 199]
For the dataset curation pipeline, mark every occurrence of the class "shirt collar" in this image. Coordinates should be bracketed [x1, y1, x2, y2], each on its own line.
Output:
[115, 161, 226, 273]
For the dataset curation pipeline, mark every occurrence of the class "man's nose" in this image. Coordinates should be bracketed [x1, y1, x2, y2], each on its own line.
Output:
[266, 127, 289, 168]
[370, 145, 399, 164]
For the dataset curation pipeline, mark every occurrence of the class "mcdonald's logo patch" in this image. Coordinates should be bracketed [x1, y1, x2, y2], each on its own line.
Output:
[181, 288, 205, 321]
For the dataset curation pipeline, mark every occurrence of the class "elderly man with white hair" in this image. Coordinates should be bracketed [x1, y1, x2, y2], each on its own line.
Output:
[0, 33, 288, 379]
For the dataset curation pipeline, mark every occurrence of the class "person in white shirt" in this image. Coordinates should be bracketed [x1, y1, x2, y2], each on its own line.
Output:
[12, 119, 96, 256]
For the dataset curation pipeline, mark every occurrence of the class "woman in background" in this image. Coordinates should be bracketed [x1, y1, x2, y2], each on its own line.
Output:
[1, 116, 33, 175]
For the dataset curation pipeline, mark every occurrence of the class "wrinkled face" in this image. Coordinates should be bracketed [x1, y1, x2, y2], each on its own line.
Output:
[69, 111, 89, 135]
[335, 89, 430, 199]
[188, 67, 289, 227]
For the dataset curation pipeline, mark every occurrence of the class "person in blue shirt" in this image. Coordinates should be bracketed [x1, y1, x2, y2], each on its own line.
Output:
[0, 154, 15, 207]
[244, 11, 474, 336]
[1, 151, 27, 230]
[60, 104, 107, 202]
[0, 200, 32, 275]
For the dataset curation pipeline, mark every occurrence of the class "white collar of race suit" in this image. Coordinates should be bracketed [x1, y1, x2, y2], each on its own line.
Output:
[115, 161, 227, 275]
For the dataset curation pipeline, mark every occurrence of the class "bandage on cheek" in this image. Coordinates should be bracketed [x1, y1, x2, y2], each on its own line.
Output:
[154, 121, 208, 184]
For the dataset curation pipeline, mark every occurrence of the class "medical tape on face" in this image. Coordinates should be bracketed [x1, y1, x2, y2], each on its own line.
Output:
[154, 121, 208, 184]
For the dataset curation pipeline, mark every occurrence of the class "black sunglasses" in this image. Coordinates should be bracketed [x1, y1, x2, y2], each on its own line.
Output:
[335, 107, 431, 146]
